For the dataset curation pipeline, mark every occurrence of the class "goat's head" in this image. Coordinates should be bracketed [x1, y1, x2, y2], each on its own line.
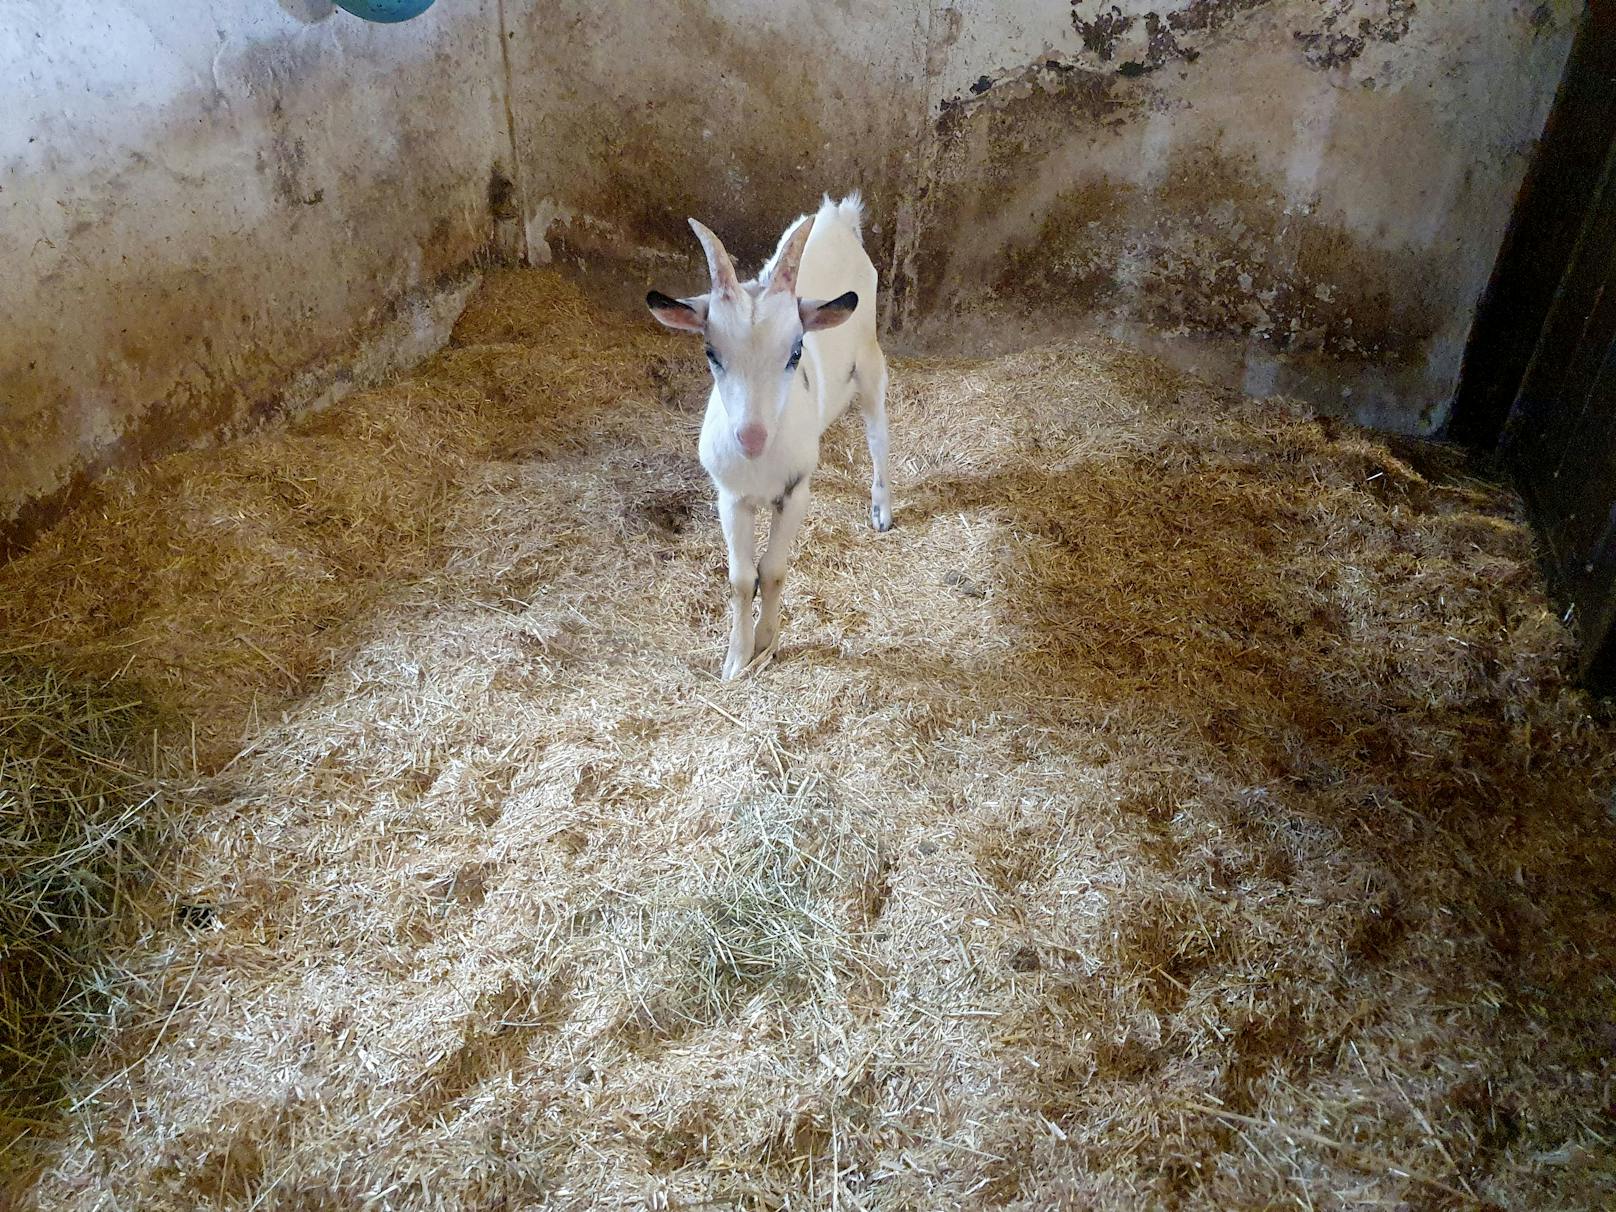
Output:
[647, 215, 857, 460]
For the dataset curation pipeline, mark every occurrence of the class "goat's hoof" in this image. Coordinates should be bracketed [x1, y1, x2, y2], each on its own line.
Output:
[870, 501, 893, 532]
[720, 652, 749, 681]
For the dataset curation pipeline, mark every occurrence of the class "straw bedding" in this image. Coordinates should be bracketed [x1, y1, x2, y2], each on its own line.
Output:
[2, 267, 1614, 1209]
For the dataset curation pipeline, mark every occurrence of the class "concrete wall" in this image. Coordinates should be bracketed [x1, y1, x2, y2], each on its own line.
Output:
[0, 0, 513, 552]
[502, 0, 928, 279]
[0, 0, 1581, 549]
[507, 0, 1579, 435]
[901, 0, 1584, 431]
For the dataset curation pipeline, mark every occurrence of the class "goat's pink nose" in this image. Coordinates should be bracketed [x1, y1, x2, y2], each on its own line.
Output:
[736, 423, 768, 458]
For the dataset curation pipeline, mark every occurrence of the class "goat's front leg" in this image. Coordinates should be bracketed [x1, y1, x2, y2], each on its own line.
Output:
[753, 473, 813, 660]
[717, 490, 758, 680]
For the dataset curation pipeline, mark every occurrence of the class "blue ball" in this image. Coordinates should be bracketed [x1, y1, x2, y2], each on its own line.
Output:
[333, 0, 437, 22]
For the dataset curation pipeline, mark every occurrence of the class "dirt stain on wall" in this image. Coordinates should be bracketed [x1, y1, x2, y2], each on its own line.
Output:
[1, 1, 1584, 553]
[1069, 0, 1275, 76]
[514, 0, 911, 283]
[992, 150, 1449, 367]
[0, 20, 504, 556]
[890, 0, 1573, 430]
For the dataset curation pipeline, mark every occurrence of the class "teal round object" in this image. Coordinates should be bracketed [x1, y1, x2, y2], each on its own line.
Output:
[333, 0, 437, 22]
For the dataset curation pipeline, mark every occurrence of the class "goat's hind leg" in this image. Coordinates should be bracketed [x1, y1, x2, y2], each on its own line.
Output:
[856, 347, 893, 532]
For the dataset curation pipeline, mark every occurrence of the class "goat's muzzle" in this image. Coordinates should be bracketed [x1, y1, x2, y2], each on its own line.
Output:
[736, 423, 768, 459]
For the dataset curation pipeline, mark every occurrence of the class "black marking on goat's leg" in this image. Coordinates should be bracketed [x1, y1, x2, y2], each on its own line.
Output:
[771, 471, 805, 514]
[847, 361, 858, 384]
[799, 367, 810, 391]
[752, 572, 761, 600]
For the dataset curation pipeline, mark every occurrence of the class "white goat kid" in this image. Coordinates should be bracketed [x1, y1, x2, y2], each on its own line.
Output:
[647, 194, 892, 680]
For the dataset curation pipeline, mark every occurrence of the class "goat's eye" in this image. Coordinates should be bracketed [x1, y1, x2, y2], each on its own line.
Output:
[704, 346, 722, 371]
[785, 340, 803, 371]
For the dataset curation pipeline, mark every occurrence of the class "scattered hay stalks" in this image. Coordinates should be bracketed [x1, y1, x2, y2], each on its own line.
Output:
[0, 656, 171, 1151]
[629, 775, 881, 1034]
[3, 266, 1615, 1208]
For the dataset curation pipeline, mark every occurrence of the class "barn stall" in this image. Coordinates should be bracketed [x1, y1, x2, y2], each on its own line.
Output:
[2, 2, 1614, 1209]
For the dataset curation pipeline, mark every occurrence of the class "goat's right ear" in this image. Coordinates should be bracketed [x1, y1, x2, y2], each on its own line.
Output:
[647, 290, 708, 333]
[800, 291, 858, 332]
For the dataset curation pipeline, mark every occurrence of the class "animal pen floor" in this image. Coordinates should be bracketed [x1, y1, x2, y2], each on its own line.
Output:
[3, 268, 1615, 1210]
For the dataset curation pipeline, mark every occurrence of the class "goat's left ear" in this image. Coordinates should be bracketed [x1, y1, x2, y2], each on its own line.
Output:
[799, 291, 858, 332]
[647, 290, 708, 333]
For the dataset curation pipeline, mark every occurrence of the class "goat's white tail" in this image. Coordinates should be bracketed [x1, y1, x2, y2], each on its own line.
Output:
[759, 194, 867, 285]
[824, 191, 864, 242]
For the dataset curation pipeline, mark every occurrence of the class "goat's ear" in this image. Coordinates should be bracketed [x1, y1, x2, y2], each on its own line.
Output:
[799, 291, 858, 332]
[647, 290, 708, 333]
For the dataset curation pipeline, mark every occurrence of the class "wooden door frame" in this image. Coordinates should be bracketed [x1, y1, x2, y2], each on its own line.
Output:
[1449, 3, 1616, 451]
[1449, 4, 1616, 692]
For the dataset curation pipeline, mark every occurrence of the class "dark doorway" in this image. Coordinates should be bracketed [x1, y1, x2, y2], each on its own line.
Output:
[1451, 4, 1616, 691]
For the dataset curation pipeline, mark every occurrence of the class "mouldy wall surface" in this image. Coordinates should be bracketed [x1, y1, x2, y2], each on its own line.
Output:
[501, 0, 932, 282]
[899, 0, 1582, 433]
[0, 0, 512, 553]
[0, 1, 1582, 552]
[509, 0, 1579, 436]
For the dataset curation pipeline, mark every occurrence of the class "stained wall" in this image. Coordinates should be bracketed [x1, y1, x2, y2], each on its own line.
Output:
[0, 1, 1582, 547]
